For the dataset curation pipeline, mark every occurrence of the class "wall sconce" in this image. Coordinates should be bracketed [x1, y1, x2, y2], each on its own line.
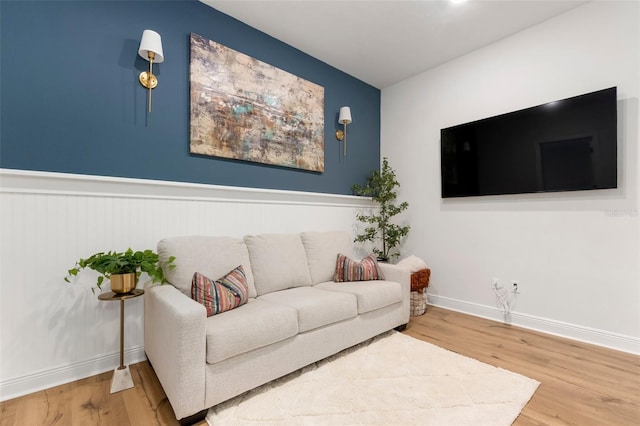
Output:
[336, 106, 352, 156]
[138, 29, 164, 112]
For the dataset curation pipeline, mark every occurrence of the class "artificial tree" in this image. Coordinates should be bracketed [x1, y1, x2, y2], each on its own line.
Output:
[352, 157, 410, 261]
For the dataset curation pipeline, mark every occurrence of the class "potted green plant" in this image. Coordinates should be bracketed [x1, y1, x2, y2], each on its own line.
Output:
[65, 248, 175, 294]
[352, 157, 410, 262]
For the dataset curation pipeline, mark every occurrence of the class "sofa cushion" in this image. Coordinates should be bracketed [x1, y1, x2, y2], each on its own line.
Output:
[205, 299, 298, 364]
[191, 267, 249, 317]
[314, 280, 402, 314]
[158, 236, 257, 298]
[301, 231, 354, 284]
[258, 287, 358, 333]
[244, 234, 312, 296]
[334, 253, 385, 282]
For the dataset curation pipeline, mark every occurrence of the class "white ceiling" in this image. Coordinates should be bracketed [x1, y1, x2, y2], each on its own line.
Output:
[202, 0, 588, 88]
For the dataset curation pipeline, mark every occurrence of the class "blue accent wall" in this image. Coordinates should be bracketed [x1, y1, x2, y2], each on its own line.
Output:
[0, 0, 380, 195]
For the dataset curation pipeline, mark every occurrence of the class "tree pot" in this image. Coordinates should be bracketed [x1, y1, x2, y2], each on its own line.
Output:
[110, 272, 137, 294]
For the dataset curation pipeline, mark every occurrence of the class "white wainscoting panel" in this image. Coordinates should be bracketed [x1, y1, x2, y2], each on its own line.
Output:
[0, 169, 373, 401]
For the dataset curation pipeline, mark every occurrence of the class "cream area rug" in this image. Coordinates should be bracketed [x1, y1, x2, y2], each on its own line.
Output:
[206, 331, 539, 426]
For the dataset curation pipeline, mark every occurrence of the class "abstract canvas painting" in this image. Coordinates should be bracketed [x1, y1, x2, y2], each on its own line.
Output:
[189, 33, 325, 172]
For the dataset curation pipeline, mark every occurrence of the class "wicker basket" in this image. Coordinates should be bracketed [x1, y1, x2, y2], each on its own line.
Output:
[410, 268, 431, 316]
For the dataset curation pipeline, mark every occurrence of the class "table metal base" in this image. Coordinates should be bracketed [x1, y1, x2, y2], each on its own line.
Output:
[98, 289, 144, 394]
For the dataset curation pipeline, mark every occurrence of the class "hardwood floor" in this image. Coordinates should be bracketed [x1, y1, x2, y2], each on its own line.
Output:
[1, 306, 638, 425]
[0, 361, 185, 426]
[405, 307, 640, 426]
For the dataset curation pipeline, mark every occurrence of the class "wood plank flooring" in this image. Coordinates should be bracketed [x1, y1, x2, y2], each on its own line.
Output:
[404, 307, 640, 426]
[1, 306, 638, 425]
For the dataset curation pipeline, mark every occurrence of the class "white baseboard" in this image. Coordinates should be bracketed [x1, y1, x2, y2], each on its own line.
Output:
[427, 294, 640, 355]
[0, 346, 147, 402]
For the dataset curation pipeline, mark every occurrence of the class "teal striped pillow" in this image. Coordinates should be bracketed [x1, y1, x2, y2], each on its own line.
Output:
[191, 265, 249, 316]
[334, 253, 385, 282]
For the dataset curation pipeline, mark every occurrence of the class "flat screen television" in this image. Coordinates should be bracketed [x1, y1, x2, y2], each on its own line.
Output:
[440, 87, 617, 198]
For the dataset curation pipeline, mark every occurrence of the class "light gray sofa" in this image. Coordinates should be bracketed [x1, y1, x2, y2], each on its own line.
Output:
[144, 231, 410, 422]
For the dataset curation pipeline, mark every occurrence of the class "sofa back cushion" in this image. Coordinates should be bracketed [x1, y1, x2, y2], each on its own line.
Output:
[244, 233, 312, 296]
[158, 236, 257, 298]
[300, 231, 354, 284]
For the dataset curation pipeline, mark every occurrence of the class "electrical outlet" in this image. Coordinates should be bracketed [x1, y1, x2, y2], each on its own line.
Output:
[512, 280, 520, 293]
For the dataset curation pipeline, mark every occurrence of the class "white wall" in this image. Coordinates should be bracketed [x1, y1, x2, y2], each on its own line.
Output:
[382, 0, 640, 353]
[0, 169, 373, 400]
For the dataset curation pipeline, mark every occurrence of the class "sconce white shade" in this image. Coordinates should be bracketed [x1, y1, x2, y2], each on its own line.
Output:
[138, 29, 164, 63]
[338, 106, 352, 124]
[336, 106, 352, 156]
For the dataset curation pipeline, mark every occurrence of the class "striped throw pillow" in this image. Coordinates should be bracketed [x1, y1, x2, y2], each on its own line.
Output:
[191, 265, 249, 316]
[334, 253, 385, 282]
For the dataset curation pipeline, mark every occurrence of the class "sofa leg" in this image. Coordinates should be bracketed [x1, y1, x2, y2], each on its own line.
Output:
[394, 323, 408, 332]
[179, 409, 208, 426]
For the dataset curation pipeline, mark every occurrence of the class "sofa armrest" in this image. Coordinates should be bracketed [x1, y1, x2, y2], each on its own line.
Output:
[144, 281, 207, 420]
[378, 263, 411, 322]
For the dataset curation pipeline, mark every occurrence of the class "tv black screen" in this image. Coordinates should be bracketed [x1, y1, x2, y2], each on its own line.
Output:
[440, 87, 617, 198]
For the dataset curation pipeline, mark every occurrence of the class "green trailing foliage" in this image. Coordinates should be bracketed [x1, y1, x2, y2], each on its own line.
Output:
[352, 157, 410, 261]
[65, 248, 175, 293]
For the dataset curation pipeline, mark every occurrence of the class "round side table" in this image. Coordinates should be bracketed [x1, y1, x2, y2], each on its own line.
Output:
[98, 288, 144, 393]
